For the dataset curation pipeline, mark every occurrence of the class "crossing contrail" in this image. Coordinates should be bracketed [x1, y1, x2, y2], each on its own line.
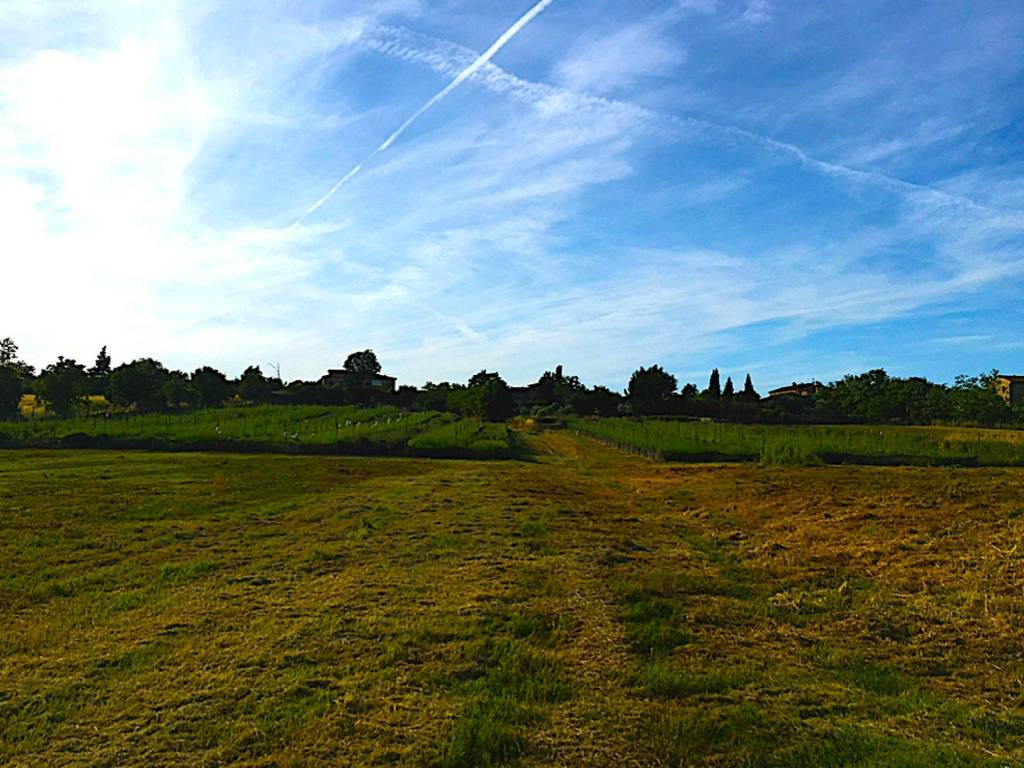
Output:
[286, 0, 557, 232]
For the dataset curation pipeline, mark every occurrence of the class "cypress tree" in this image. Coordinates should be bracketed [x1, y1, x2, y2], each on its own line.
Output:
[706, 368, 721, 399]
[742, 373, 760, 401]
[90, 346, 112, 377]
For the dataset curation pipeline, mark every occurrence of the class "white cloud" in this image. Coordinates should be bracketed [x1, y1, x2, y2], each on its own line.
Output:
[735, 0, 773, 26]
[553, 23, 686, 96]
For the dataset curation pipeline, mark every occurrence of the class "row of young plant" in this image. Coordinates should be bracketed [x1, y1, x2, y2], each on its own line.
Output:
[409, 420, 519, 458]
[569, 417, 1024, 467]
[0, 404, 520, 459]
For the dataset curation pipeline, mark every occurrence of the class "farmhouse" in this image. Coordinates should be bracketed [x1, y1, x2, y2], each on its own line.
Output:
[767, 381, 822, 399]
[994, 374, 1024, 405]
[319, 369, 397, 393]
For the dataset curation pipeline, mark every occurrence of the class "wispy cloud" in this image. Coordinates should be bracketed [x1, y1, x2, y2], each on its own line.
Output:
[364, 22, 1022, 230]
[289, 0, 557, 230]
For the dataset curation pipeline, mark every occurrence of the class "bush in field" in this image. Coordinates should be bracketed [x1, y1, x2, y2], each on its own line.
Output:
[109, 359, 172, 412]
[0, 365, 22, 419]
[37, 357, 89, 416]
[628, 366, 677, 415]
[191, 366, 230, 408]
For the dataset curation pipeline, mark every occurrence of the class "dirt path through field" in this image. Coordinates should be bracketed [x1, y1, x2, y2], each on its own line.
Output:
[519, 431, 655, 766]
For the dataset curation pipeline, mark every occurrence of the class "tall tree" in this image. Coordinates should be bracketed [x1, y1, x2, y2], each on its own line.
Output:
[705, 368, 722, 399]
[468, 370, 503, 388]
[628, 365, 678, 415]
[0, 337, 34, 379]
[0, 365, 22, 419]
[575, 385, 623, 416]
[452, 371, 514, 421]
[741, 374, 760, 402]
[89, 346, 112, 377]
[238, 365, 272, 404]
[530, 367, 585, 408]
[420, 381, 458, 412]
[87, 346, 113, 396]
[162, 371, 193, 410]
[343, 350, 382, 375]
[108, 359, 172, 412]
[722, 377, 735, 399]
[0, 338, 17, 366]
[37, 357, 89, 416]
[949, 372, 1007, 425]
[191, 366, 230, 408]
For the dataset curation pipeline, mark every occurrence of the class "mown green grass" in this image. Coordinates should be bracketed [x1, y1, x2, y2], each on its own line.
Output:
[2, 433, 1022, 766]
[571, 416, 1024, 466]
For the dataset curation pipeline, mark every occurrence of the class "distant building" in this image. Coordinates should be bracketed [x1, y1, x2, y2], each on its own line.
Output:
[767, 381, 822, 399]
[994, 375, 1024, 405]
[319, 369, 397, 393]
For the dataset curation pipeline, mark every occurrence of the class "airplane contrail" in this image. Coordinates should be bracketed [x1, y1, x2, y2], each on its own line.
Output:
[286, 0, 556, 232]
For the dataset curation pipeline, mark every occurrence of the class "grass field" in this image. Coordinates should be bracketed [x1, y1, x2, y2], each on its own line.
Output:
[571, 417, 1024, 467]
[0, 407, 521, 459]
[2, 432, 1022, 766]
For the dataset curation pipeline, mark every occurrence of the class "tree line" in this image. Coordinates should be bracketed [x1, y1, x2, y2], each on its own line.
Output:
[0, 337, 1019, 426]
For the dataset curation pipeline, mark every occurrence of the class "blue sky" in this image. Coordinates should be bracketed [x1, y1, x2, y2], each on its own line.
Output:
[1, 0, 1022, 391]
